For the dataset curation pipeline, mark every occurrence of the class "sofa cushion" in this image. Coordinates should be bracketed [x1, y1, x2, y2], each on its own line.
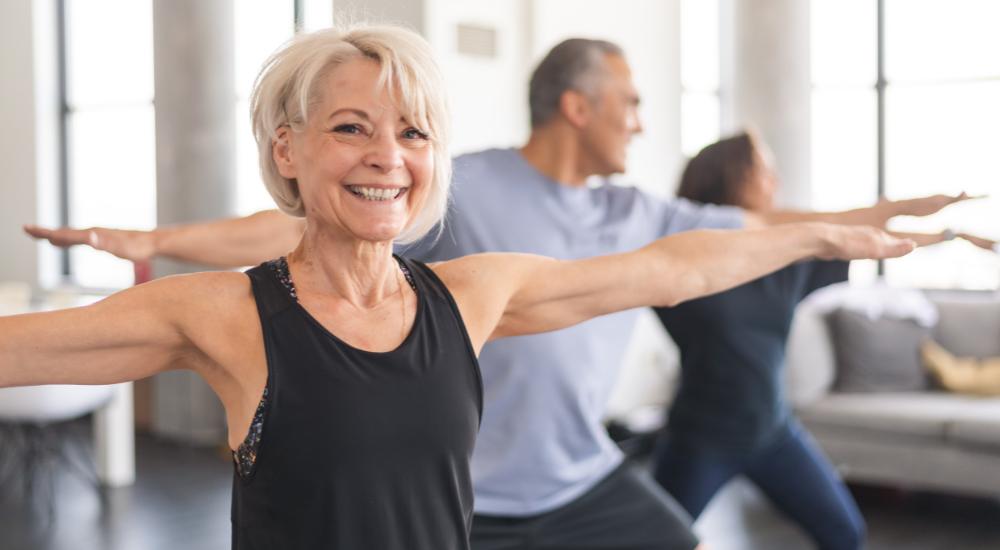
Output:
[799, 393, 1000, 453]
[827, 308, 930, 393]
[949, 419, 1000, 451]
[797, 393, 961, 441]
[945, 399, 1000, 451]
[933, 299, 1000, 358]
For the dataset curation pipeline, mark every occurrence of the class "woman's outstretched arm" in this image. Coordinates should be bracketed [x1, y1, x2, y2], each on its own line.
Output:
[437, 222, 914, 352]
[0, 272, 250, 388]
[745, 192, 981, 228]
[24, 209, 305, 268]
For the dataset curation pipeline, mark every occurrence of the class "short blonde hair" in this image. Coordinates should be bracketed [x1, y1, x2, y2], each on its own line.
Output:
[250, 25, 451, 244]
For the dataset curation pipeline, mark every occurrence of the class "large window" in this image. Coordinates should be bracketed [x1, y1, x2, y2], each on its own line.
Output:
[811, 0, 999, 289]
[62, 0, 156, 289]
[60, 1, 322, 288]
[234, 1, 297, 215]
[235, 0, 331, 215]
[679, 0, 721, 157]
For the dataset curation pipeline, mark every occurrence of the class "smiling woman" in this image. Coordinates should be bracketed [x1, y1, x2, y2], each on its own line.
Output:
[252, 26, 451, 245]
[0, 24, 918, 550]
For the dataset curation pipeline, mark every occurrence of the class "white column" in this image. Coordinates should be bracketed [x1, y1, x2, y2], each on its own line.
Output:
[721, 0, 812, 208]
[150, 0, 236, 445]
[0, 0, 44, 290]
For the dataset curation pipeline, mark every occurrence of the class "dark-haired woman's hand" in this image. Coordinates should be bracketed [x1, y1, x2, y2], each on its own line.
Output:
[958, 232, 999, 253]
[889, 192, 984, 218]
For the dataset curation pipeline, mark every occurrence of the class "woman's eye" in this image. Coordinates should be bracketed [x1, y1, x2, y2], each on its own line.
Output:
[333, 124, 364, 135]
[402, 128, 429, 140]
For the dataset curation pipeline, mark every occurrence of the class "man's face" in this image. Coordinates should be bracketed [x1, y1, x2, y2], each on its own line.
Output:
[579, 55, 643, 176]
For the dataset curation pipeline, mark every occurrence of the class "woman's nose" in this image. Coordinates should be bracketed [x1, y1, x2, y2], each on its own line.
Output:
[363, 133, 404, 173]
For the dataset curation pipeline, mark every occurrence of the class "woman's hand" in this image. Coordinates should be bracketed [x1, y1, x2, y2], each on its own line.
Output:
[887, 192, 983, 219]
[24, 210, 305, 268]
[958, 232, 999, 253]
[751, 192, 984, 229]
[24, 224, 156, 262]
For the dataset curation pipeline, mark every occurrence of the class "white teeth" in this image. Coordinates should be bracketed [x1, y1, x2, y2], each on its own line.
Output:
[349, 186, 403, 201]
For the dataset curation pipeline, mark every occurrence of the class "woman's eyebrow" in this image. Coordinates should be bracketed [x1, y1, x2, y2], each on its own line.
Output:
[326, 108, 370, 122]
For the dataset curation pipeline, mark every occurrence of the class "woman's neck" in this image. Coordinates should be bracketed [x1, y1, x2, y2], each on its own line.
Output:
[288, 225, 399, 309]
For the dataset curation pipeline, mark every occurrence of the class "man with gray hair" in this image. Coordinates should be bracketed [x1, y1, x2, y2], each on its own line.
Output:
[27, 37, 969, 549]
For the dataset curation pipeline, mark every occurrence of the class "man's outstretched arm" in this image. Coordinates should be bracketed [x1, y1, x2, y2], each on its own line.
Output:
[25, 209, 305, 268]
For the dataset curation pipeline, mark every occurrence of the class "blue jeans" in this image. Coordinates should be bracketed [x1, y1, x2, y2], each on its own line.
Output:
[653, 420, 866, 550]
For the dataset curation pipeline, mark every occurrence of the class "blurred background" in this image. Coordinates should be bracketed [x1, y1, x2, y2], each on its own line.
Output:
[0, 1, 998, 549]
[2, 0, 997, 293]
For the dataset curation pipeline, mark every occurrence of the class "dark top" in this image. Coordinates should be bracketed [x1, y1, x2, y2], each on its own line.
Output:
[654, 260, 849, 453]
[232, 257, 482, 550]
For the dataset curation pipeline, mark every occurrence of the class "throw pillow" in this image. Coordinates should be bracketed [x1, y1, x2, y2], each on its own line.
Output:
[827, 308, 930, 393]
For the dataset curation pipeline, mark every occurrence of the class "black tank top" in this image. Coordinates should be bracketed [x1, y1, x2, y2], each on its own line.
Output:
[232, 256, 482, 550]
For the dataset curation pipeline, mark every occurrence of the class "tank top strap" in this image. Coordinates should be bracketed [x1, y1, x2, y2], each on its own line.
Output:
[245, 260, 297, 320]
[397, 256, 479, 359]
[396, 256, 449, 304]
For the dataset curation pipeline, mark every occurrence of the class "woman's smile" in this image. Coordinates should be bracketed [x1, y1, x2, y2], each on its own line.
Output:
[344, 184, 410, 202]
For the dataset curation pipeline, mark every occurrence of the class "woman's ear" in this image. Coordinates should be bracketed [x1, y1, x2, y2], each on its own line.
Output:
[273, 125, 297, 179]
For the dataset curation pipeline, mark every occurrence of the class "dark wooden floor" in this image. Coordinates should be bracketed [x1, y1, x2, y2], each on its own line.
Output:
[2, 421, 999, 550]
[1, 422, 231, 550]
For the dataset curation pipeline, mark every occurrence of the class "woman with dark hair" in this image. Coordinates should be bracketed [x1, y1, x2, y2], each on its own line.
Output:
[652, 131, 990, 550]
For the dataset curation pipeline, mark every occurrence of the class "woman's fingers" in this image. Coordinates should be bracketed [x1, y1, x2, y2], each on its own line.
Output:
[958, 233, 998, 252]
[23, 224, 94, 248]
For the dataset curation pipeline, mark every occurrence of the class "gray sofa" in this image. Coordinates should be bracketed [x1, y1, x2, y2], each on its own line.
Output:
[785, 290, 1000, 497]
[606, 290, 1000, 497]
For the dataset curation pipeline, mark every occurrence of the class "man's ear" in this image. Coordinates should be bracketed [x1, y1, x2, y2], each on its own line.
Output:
[559, 90, 592, 129]
[273, 125, 297, 179]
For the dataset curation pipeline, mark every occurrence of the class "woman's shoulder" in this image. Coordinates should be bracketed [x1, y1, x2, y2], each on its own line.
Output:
[122, 271, 256, 321]
[147, 270, 253, 297]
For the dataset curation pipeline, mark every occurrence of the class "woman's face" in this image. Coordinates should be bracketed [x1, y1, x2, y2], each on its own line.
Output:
[736, 145, 779, 212]
[274, 56, 434, 244]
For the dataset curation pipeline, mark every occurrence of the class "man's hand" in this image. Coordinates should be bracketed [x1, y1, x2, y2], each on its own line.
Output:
[24, 224, 156, 262]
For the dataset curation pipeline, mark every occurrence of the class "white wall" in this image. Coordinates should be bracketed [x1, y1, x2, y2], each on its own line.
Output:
[424, 0, 532, 154]
[338, 0, 532, 154]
